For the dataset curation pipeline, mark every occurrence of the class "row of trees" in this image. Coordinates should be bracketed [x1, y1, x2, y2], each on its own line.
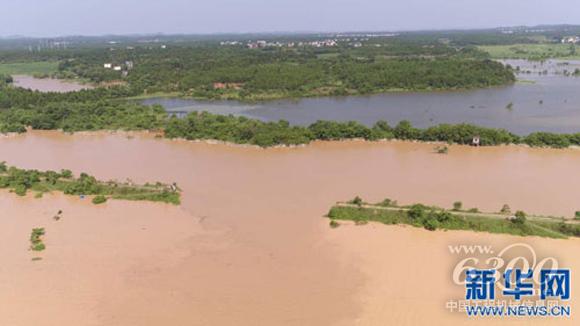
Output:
[163, 111, 580, 148]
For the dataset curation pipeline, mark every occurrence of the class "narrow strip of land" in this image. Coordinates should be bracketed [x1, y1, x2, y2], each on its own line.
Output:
[328, 198, 580, 239]
[0, 162, 180, 204]
[335, 202, 580, 224]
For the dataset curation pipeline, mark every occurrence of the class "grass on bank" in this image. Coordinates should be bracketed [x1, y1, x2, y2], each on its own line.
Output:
[0, 162, 180, 205]
[479, 44, 580, 60]
[327, 197, 580, 239]
[0, 61, 59, 76]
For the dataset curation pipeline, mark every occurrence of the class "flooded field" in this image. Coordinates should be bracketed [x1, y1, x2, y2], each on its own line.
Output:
[12, 75, 93, 93]
[144, 60, 580, 135]
[0, 132, 579, 325]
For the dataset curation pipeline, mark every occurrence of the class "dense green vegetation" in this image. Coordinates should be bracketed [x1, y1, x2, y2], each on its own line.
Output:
[0, 42, 515, 100]
[164, 111, 580, 148]
[69, 49, 515, 99]
[0, 99, 165, 133]
[30, 228, 46, 251]
[164, 112, 517, 147]
[327, 198, 580, 239]
[0, 162, 180, 204]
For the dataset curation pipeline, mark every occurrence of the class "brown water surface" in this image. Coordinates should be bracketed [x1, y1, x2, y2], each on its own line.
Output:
[12, 75, 93, 92]
[0, 131, 578, 325]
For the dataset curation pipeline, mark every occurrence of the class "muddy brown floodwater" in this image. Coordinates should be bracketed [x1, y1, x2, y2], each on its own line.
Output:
[12, 75, 94, 92]
[0, 131, 578, 326]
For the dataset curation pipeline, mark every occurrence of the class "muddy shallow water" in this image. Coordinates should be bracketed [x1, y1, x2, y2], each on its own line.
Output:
[0, 131, 579, 325]
[12, 75, 93, 93]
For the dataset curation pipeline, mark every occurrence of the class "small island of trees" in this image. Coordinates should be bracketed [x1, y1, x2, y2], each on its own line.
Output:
[0, 162, 180, 204]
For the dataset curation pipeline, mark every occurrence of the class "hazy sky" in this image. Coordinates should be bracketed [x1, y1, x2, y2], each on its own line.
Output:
[2, 0, 580, 37]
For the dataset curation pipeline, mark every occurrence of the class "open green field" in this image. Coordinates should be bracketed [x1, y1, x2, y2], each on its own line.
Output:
[479, 44, 580, 60]
[0, 61, 58, 75]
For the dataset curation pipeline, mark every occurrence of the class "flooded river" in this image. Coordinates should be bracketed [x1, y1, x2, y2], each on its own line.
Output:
[0, 131, 579, 325]
[144, 60, 580, 135]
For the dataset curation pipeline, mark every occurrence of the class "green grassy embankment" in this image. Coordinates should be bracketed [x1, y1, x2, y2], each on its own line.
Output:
[327, 197, 580, 239]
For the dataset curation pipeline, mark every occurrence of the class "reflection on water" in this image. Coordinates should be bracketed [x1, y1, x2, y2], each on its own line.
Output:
[143, 60, 580, 135]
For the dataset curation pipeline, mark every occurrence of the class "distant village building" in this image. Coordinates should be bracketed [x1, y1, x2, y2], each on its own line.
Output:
[125, 61, 134, 70]
[220, 41, 240, 46]
[103, 63, 112, 69]
[113, 66, 122, 71]
[246, 39, 337, 49]
[561, 36, 580, 44]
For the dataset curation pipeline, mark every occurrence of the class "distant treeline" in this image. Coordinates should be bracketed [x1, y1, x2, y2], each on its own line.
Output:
[1, 96, 579, 149]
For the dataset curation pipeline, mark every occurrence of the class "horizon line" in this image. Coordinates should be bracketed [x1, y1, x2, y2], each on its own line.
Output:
[2, 23, 580, 40]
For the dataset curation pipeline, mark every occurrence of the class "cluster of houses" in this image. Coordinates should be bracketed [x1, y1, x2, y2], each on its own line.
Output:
[216, 33, 399, 50]
[103, 61, 134, 77]
[561, 36, 580, 44]
[220, 41, 241, 46]
[221, 39, 340, 49]
[220, 39, 349, 49]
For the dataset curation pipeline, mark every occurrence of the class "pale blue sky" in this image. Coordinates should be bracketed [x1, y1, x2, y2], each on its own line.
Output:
[2, 0, 579, 36]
